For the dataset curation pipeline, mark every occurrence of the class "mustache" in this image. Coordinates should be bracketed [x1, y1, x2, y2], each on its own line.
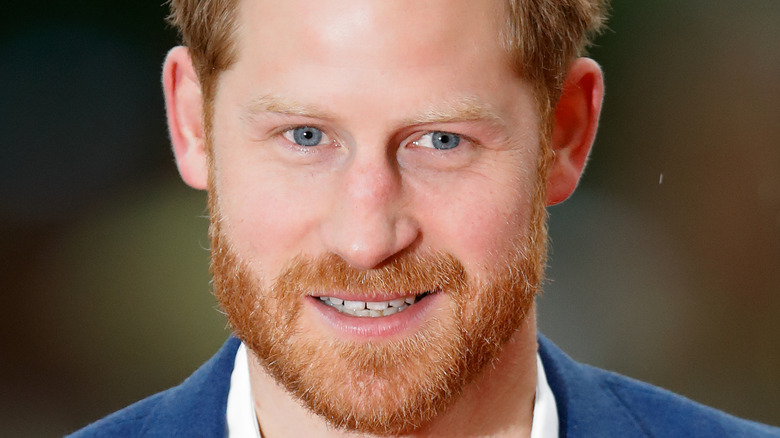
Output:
[272, 251, 469, 298]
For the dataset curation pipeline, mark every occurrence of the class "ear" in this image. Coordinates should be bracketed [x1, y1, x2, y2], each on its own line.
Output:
[162, 46, 208, 190]
[546, 58, 604, 205]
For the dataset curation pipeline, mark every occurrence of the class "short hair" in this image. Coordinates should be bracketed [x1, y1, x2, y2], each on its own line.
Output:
[167, 0, 608, 132]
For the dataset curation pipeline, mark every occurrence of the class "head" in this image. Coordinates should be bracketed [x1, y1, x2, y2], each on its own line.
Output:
[163, 0, 606, 434]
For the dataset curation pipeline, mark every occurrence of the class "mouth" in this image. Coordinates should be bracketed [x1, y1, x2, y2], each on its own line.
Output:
[316, 291, 436, 317]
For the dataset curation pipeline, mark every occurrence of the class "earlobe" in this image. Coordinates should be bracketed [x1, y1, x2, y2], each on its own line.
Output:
[163, 46, 209, 190]
[546, 57, 604, 205]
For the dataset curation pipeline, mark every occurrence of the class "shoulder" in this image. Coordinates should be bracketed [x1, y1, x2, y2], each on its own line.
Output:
[538, 335, 780, 437]
[589, 364, 779, 437]
[67, 392, 166, 437]
[67, 337, 241, 438]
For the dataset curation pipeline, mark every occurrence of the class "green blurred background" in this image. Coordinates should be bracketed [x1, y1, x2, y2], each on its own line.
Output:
[1, 1, 778, 435]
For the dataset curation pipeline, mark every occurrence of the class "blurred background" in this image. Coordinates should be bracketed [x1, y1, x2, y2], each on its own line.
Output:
[1, 1, 778, 435]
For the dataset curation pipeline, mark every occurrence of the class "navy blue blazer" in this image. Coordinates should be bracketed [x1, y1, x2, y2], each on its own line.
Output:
[69, 336, 780, 437]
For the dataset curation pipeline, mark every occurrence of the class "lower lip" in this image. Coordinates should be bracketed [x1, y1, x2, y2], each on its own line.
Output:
[305, 293, 442, 341]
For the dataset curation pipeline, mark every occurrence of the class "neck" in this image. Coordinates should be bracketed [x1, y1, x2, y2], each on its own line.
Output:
[248, 308, 539, 438]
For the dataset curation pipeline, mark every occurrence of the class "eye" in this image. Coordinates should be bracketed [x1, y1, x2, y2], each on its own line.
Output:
[414, 131, 461, 150]
[283, 126, 330, 147]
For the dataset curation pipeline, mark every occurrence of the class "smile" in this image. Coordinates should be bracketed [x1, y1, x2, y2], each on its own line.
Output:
[317, 291, 434, 317]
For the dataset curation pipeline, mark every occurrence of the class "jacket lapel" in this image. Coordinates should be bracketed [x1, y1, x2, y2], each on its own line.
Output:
[140, 336, 241, 437]
[538, 335, 649, 438]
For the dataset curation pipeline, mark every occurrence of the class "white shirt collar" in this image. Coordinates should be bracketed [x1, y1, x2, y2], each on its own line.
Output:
[227, 342, 559, 438]
[530, 351, 560, 438]
[226, 343, 262, 438]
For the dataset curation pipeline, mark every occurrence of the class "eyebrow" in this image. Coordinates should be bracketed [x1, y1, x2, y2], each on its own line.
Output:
[401, 96, 506, 127]
[242, 94, 506, 128]
[243, 95, 333, 120]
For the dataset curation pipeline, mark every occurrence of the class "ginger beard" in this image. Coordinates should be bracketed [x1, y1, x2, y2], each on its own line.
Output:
[207, 145, 551, 435]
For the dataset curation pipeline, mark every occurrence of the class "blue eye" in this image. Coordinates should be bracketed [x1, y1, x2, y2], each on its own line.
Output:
[415, 131, 461, 150]
[432, 132, 460, 150]
[285, 126, 328, 147]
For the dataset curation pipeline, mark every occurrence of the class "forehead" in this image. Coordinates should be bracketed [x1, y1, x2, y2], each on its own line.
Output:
[234, 0, 510, 76]
[220, 0, 534, 132]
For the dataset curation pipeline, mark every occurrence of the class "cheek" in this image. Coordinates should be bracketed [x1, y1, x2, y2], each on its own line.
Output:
[211, 149, 330, 271]
[209, 98, 335, 269]
[412, 170, 535, 272]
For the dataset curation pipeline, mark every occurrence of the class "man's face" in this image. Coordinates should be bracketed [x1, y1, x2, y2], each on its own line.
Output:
[208, 0, 547, 434]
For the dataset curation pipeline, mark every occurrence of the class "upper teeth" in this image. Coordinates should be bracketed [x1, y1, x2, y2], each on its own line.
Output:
[319, 295, 418, 317]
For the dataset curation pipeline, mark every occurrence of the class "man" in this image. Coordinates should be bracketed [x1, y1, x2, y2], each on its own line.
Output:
[70, 0, 779, 436]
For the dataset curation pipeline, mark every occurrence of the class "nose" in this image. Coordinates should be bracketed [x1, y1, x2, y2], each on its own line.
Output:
[321, 149, 419, 270]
